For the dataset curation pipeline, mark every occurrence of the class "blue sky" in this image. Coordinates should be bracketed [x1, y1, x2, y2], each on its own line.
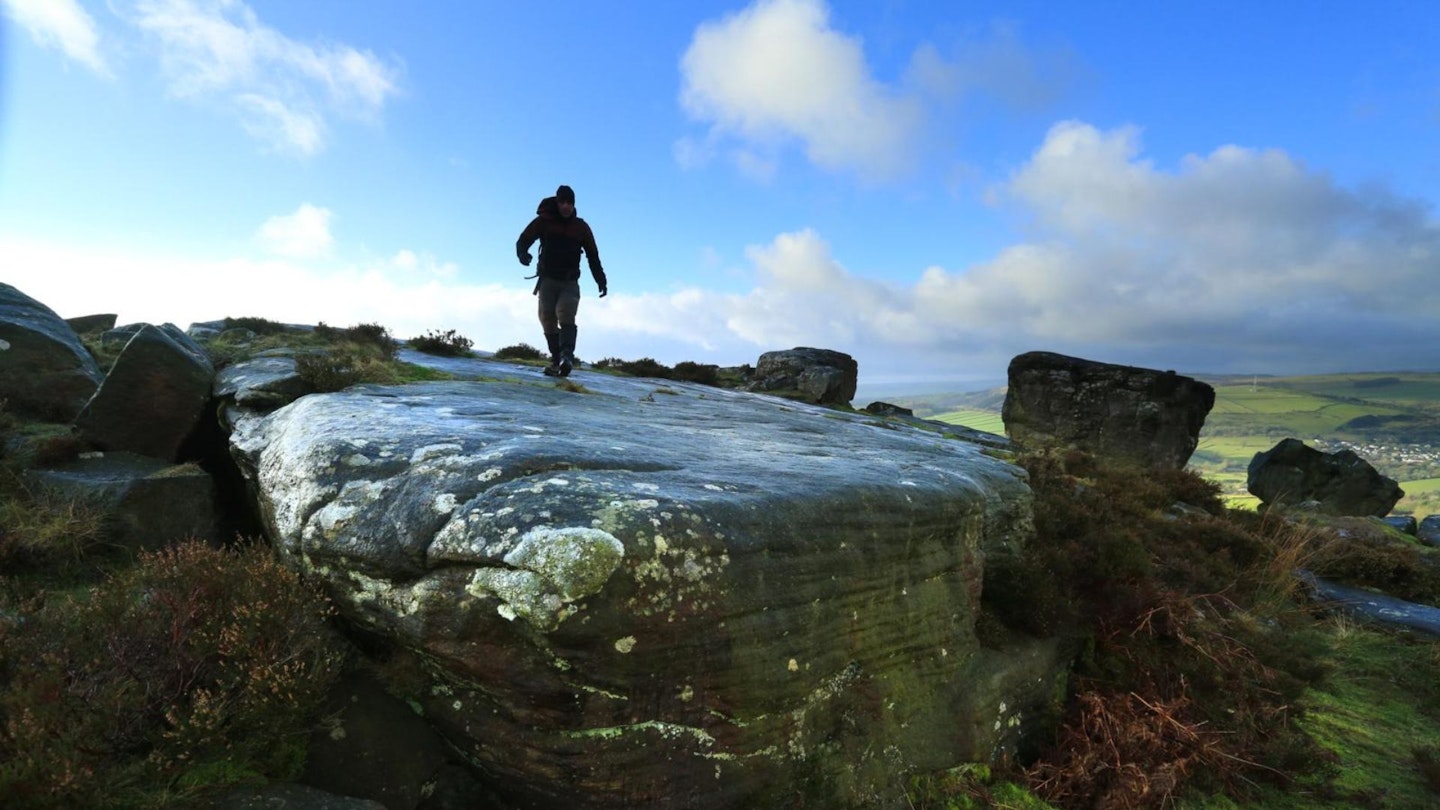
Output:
[2, 0, 1438, 395]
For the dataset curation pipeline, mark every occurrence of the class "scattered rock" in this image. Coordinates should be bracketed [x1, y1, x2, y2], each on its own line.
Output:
[0, 283, 105, 421]
[1001, 351, 1215, 469]
[745, 347, 858, 406]
[1301, 571, 1440, 638]
[65, 313, 118, 334]
[1382, 515, 1418, 536]
[1419, 515, 1440, 548]
[1247, 438, 1404, 517]
[24, 452, 222, 552]
[214, 355, 309, 417]
[76, 323, 215, 461]
[863, 401, 912, 416]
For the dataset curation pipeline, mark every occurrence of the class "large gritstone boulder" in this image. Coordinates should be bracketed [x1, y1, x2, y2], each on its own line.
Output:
[1247, 438, 1404, 517]
[0, 283, 105, 422]
[75, 323, 215, 461]
[228, 363, 1063, 810]
[745, 347, 858, 406]
[1002, 351, 1215, 469]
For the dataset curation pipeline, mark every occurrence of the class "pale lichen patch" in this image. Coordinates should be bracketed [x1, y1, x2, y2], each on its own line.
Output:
[466, 527, 625, 631]
[614, 636, 637, 654]
[410, 443, 463, 464]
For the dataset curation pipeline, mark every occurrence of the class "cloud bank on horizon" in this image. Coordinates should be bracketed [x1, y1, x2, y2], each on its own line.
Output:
[3, 0, 1438, 389]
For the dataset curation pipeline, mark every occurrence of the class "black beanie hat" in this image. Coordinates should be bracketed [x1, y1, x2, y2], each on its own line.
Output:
[556, 185, 575, 204]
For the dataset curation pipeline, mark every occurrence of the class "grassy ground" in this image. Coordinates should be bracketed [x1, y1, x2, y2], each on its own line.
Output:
[1179, 619, 1440, 809]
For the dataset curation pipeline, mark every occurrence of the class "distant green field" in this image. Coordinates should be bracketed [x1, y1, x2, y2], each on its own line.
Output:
[1206, 384, 1407, 436]
[1403, 478, 1440, 495]
[1264, 372, 1440, 406]
[931, 409, 1005, 436]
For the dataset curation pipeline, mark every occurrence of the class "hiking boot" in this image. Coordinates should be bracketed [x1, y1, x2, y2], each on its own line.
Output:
[543, 331, 562, 376]
[558, 325, 577, 377]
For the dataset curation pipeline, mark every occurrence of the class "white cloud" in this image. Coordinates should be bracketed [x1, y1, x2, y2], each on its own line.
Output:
[678, 3, 1078, 182]
[123, 0, 401, 156]
[2, 0, 109, 75]
[679, 0, 922, 180]
[0, 235, 539, 349]
[255, 203, 333, 258]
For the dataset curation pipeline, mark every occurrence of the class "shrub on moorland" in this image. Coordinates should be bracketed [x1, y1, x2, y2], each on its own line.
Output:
[671, 361, 719, 385]
[494, 343, 545, 362]
[295, 351, 365, 393]
[315, 322, 398, 361]
[408, 329, 474, 357]
[0, 540, 345, 808]
[221, 316, 295, 336]
[594, 357, 671, 379]
[979, 451, 1333, 809]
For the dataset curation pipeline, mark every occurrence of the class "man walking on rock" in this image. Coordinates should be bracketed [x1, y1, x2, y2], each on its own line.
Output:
[516, 184, 607, 377]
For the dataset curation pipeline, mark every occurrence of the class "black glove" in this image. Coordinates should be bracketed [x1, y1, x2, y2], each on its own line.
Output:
[520, 252, 532, 266]
[599, 284, 608, 298]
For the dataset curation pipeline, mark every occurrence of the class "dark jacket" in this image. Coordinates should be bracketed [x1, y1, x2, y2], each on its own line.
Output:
[516, 197, 606, 287]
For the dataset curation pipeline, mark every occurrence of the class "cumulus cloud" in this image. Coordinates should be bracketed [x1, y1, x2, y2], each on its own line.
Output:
[255, 203, 334, 258]
[679, 0, 922, 179]
[678, 2, 1077, 182]
[123, 0, 401, 156]
[2, 0, 109, 75]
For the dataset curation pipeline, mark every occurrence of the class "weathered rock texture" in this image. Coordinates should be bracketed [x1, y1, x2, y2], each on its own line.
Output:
[76, 323, 215, 460]
[24, 452, 221, 551]
[0, 283, 104, 421]
[1002, 351, 1215, 468]
[745, 347, 858, 406]
[229, 362, 1059, 809]
[1248, 438, 1404, 517]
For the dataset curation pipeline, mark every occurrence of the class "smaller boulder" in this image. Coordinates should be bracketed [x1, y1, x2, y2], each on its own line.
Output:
[745, 347, 857, 406]
[0, 283, 105, 421]
[863, 401, 913, 416]
[1418, 515, 1440, 548]
[1247, 438, 1403, 517]
[24, 452, 221, 552]
[65, 313, 117, 334]
[76, 324, 216, 461]
[1382, 515, 1418, 536]
[213, 354, 309, 419]
[1002, 351, 1215, 469]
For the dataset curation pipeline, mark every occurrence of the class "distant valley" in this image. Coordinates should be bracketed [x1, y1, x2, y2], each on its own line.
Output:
[887, 371, 1440, 517]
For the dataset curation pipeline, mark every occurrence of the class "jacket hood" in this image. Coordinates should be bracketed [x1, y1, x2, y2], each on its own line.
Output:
[536, 196, 577, 219]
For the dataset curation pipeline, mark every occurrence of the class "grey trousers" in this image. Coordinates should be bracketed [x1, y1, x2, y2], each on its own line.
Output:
[536, 278, 581, 333]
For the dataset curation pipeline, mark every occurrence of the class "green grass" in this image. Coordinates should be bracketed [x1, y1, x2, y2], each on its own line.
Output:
[931, 408, 1006, 436]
